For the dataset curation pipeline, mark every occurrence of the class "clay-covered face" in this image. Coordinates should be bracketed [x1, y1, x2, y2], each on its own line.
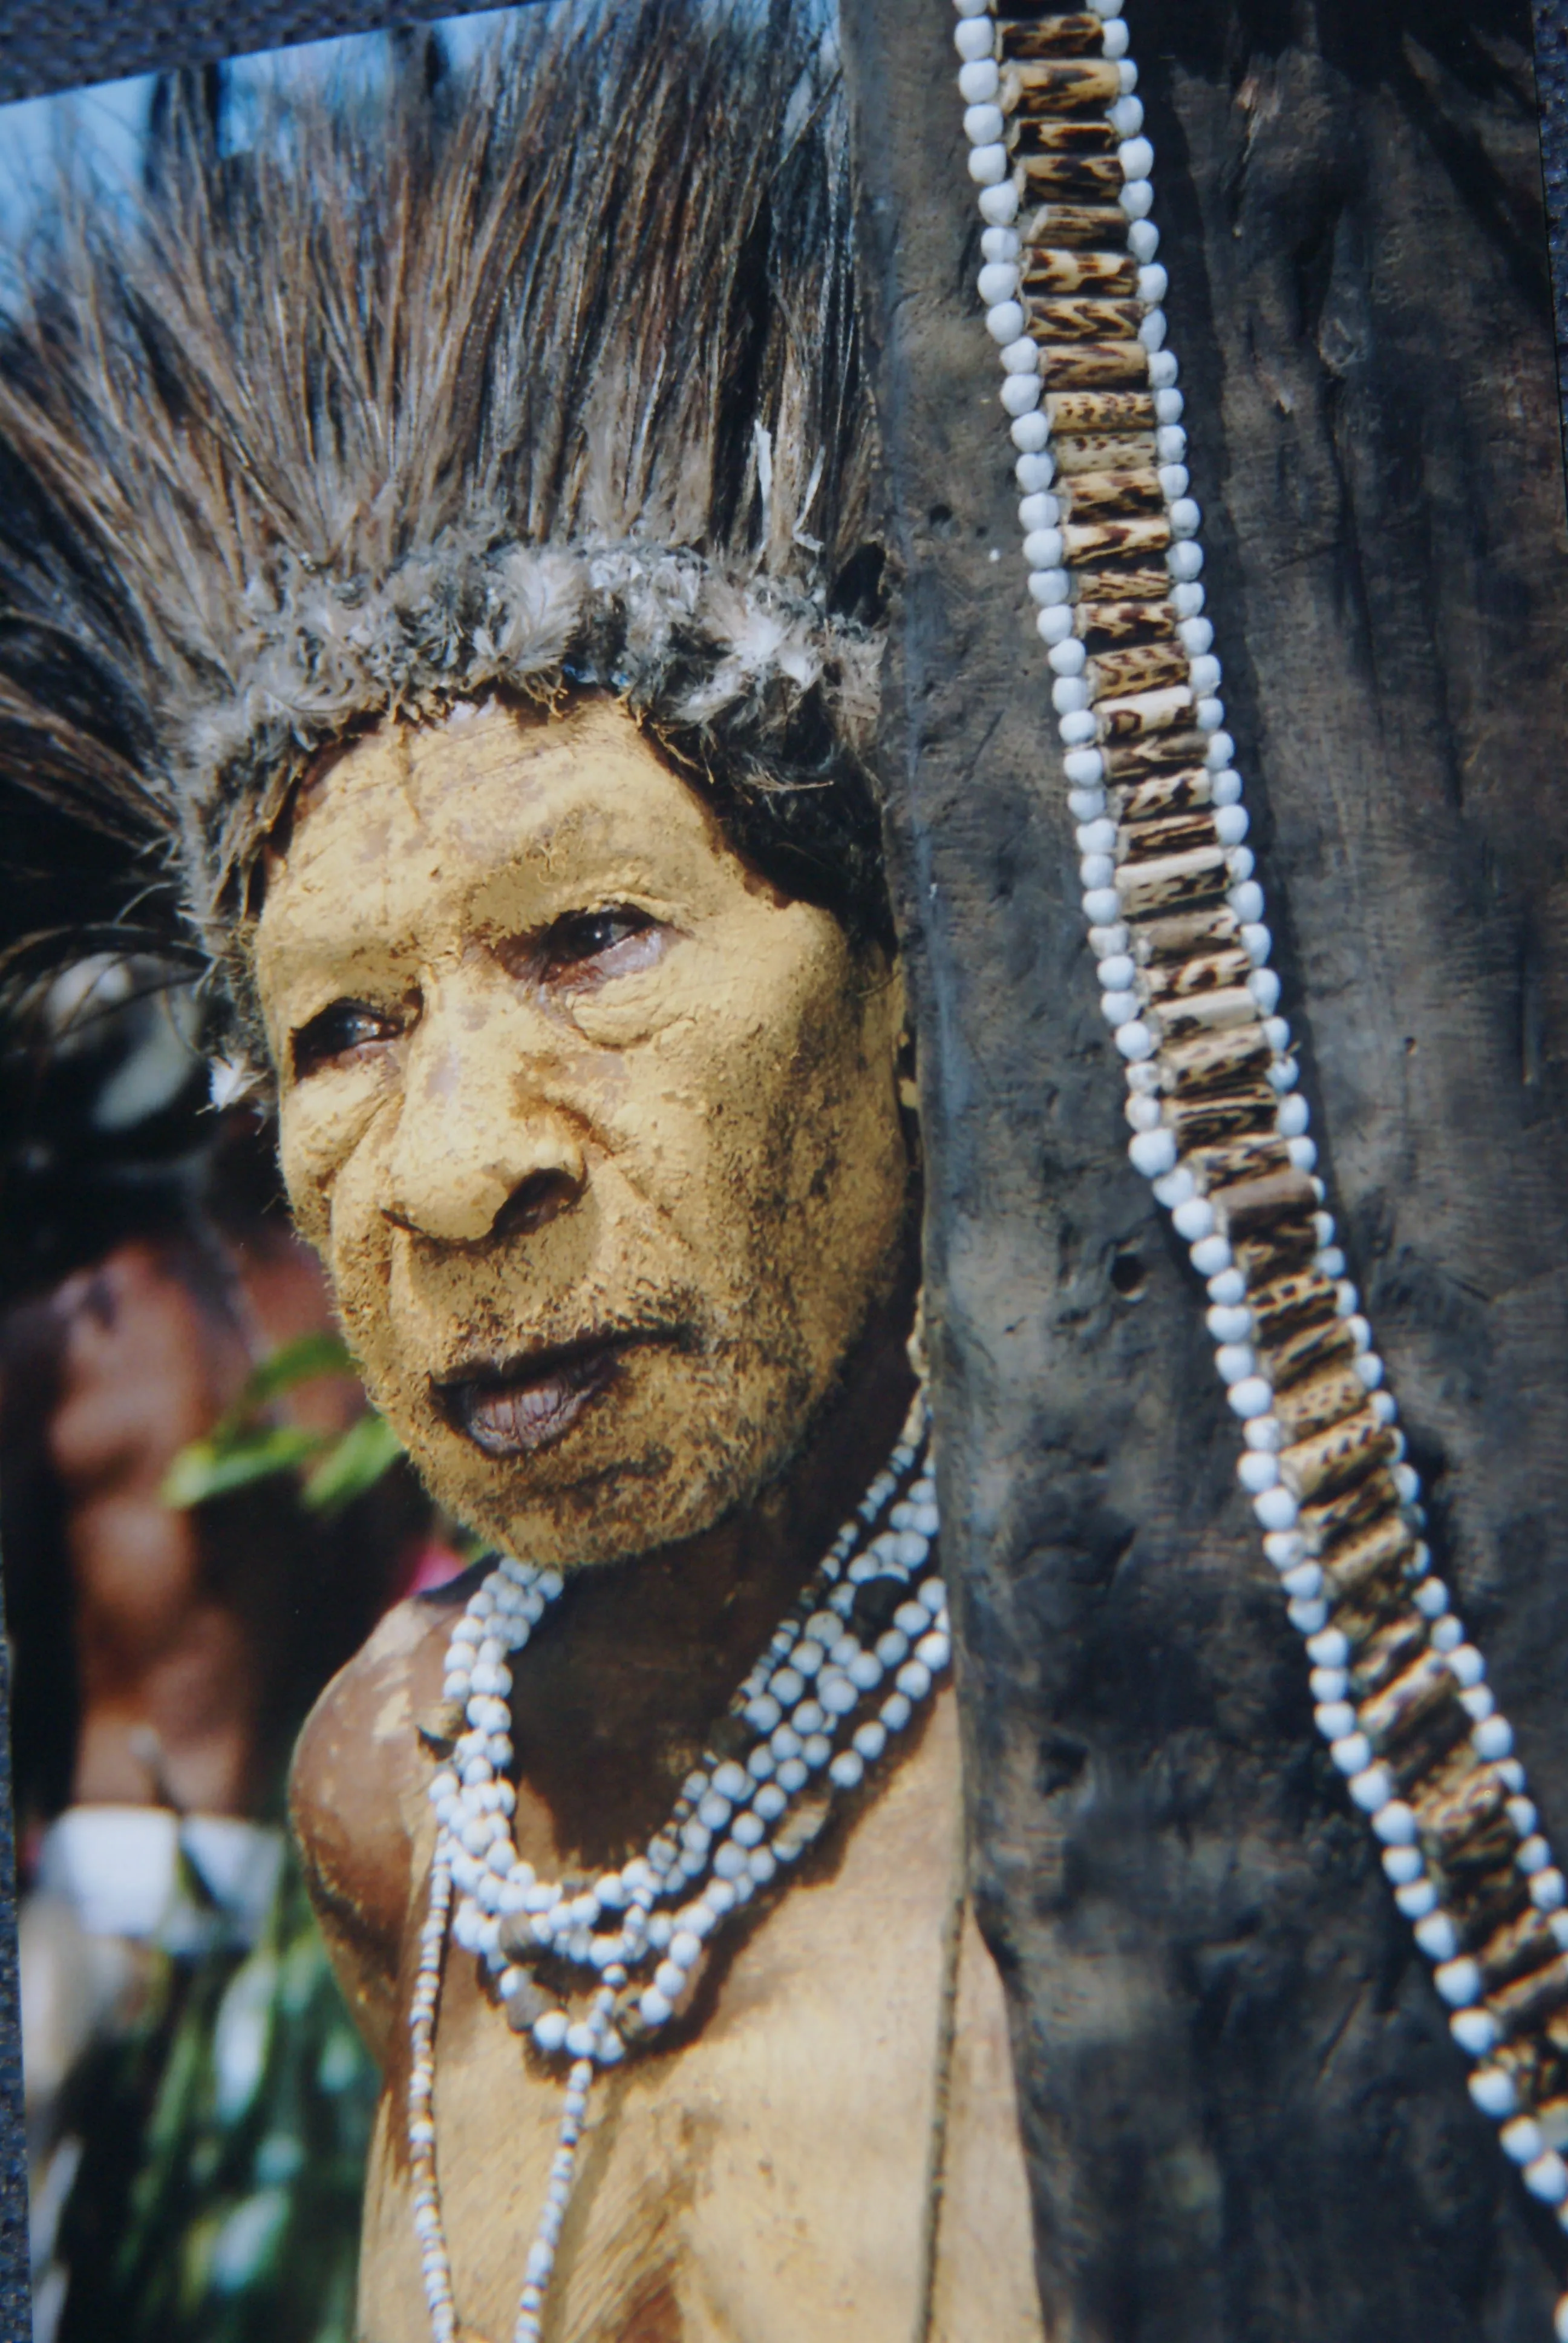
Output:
[253, 701, 911, 1569]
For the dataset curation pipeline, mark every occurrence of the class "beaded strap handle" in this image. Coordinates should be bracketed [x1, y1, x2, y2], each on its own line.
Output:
[949, 2, 1568, 2325]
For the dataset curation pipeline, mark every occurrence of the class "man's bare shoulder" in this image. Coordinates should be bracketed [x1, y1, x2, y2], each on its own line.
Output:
[289, 1583, 467, 2061]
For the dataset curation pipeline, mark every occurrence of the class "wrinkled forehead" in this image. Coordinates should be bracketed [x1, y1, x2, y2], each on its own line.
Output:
[253, 698, 774, 981]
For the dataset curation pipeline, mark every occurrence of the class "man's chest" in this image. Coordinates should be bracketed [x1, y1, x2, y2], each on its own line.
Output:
[356, 1694, 1042, 2343]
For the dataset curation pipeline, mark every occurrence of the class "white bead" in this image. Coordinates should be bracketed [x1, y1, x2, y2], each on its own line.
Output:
[1010, 408, 1049, 451]
[1532, 1869, 1567, 1913]
[959, 60, 1001, 103]
[532, 2010, 569, 2053]
[881, 1691, 913, 1731]
[802, 1733, 834, 1769]
[1101, 14, 1130, 52]
[968, 142, 1008, 187]
[1116, 1021, 1155, 1062]
[1238, 1452, 1278, 1496]
[1434, 1956, 1482, 2007]
[986, 298, 1026, 343]
[1051, 637, 1088, 678]
[1128, 1128, 1176, 1179]
[1120, 178, 1154, 219]
[1469, 2068, 1518, 2121]
[1526, 2153, 1568, 2206]
[1414, 1910, 1459, 1962]
[853, 1721, 888, 1762]
[829, 1751, 866, 1790]
[1119, 136, 1155, 180]
[953, 16, 993, 59]
[776, 1757, 808, 1792]
[1382, 1845, 1422, 1883]
[1502, 2117, 1545, 2166]
[1451, 2007, 1498, 2056]
[1226, 1377, 1273, 1421]
[639, 1987, 673, 2028]
[1189, 1234, 1232, 1277]
[980, 229, 1019, 267]
[1112, 96, 1145, 137]
[1172, 1197, 1215, 1242]
[1001, 374, 1042, 417]
[1396, 1878, 1439, 1919]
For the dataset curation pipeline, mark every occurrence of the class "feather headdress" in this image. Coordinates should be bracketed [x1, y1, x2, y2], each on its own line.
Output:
[0, 0, 888, 1032]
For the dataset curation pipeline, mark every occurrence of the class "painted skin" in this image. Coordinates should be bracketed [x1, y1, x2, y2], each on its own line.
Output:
[263, 700, 1043, 2341]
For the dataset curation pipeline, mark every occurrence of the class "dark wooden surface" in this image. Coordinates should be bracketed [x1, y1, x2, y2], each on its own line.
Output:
[840, 1, 1568, 2336]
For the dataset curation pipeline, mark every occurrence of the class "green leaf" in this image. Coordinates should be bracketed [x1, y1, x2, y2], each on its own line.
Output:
[301, 1411, 404, 1515]
[227, 1340, 354, 1424]
[161, 1424, 326, 1510]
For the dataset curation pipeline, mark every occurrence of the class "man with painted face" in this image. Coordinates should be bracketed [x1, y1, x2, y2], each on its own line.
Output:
[0, 7, 1046, 2337]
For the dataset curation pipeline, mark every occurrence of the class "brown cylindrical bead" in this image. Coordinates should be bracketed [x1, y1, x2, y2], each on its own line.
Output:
[1475, 1907, 1560, 1996]
[1211, 1166, 1318, 1237]
[1490, 2022, 1568, 2108]
[1319, 1511, 1416, 1600]
[1043, 341, 1151, 389]
[1100, 726, 1215, 779]
[1093, 642, 1189, 700]
[1232, 1219, 1320, 1286]
[1097, 681, 1194, 739]
[1047, 388, 1157, 433]
[1059, 467, 1165, 517]
[996, 10, 1103, 55]
[1119, 776, 1223, 830]
[1030, 298, 1147, 348]
[1115, 845, 1229, 919]
[1487, 1951, 1568, 2042]
[1249, 1268, 1339, 1345]
[1386, 1686, 1471, 1794]
[1161, 1023, 1273, 1096]
[1299, 1467, 1402, 1553]
[1150, 987, 1258, 1044]
[1185, 1131, 1292, 1186]
[1272, 1363, 1369, 1446]
[1011, 116, 1117, 155]
[1080, 597, 1178, 647]
[1024, 202, 1138, 249]
[1350, 1614, 1431, 1703]
[1063, 516, 1171, 564]
[1443, 1857, 1530, 1950]
[1022, 251, 1139, 297]
[1278, 1411, 1395, 1503]
[1005, 56, 1123, 102]
[1359, 1649, 1455, 1751]
[1131, 905, 1242, 963]
[1119, 807, 1220, 861]
[1258, 1310, 1357, 1389]
[1058, 438, 1161, 483]
[1162, 1087, 1278, 1149]
[1019, 156, 1126, 201]
[1414, 1752, 1507, 1859]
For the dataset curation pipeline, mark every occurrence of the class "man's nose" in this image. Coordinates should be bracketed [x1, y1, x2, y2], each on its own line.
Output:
[382, 1000, 586, 1247]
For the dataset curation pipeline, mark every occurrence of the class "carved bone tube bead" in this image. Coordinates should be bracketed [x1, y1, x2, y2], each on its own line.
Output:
[1057, 440, 1161, 483]
[1043, 342, 1152, 390]
[1057, 467, 1166, 517]
[1019, 159, 1128, 206]
[1160, 1024, 1274, 1097]
[1097, 683, 1195, 741]
[1359, 1649, 1460, 1751]
[1298, 1467, 1403, 1554]
[1101, 726, 1216, 779]
[1256, 1310, 1357, 1389]
[1130, 905, 1243, 964]
[1385, 1686, 1477, 1794]
[1146, 949, 1258, 1005]
[1161, 1087, 1279, 1150]
[1002, 56, 1123, 103]
[1316, 1512, 1415, 1610]
[1012, 119, 1118, 157]
[996, 11, 1106, 56]
[1118, 807, 1220, 860]
[1491, 2020, 1568, 2107]
[1116, 771, 1220, 826]
[1474, 1907, 1562, 1996]
[1148, 988, 1258, 1044]
[1047, 390, 1158, 434]
[1184, 1132, 1292, 1187]
[1078, 595, 1178, 647]
[1210, 1166, 1319, 1237]
[1414, 1752, 1510, 1862]
[1349, 1613, 1431, 1703]
[1022, 250, 1139, 296]
[1277, 1412, 1396, 1503]
[1093, 643, 1190, 702]
[1445, 1860, 1532, 1954]
[1116, 845, 1229, 920]
[1272, 1363, 1370, 1446]
[1248, 1269, 1340, 1345]
[1486, 1953, 1568, 2044]
[1028, 297, 1146, 342]
[1063, 517, 1172, 565]
[1232, 1218, 1321, 1284]
[1024, 202, 1139, 249]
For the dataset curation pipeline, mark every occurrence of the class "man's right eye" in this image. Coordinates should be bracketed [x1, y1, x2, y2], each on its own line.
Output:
[291, 1001, 402, 1079]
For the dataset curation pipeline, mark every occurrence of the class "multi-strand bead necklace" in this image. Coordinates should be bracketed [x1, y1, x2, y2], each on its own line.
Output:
[951, 3, 1568, 2328]
[407, 1383, 947, 2343]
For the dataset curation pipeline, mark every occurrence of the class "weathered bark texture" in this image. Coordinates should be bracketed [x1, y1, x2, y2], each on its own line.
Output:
[838, 2, 1568, 2338]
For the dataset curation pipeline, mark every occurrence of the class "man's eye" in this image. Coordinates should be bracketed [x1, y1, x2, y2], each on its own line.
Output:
[538, 906, 660, 981]
[292, 1001, 402, 1078]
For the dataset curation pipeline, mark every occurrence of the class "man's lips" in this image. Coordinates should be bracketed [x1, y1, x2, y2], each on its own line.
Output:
[434, 1332, 656, 1460]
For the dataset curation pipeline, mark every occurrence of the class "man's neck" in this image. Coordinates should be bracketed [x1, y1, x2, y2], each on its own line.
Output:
[503, 1272, 921, 1879]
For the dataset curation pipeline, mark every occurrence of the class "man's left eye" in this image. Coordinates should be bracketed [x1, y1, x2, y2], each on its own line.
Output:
[538, 906, 659, 979]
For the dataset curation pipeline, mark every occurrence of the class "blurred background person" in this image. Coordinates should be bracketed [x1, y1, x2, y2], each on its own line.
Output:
[0, 950, 456, 2343]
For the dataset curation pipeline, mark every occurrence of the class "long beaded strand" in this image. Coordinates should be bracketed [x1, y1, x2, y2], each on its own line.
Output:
[409, 1384, 948, 2341]
[950, 7, 1568, 2328]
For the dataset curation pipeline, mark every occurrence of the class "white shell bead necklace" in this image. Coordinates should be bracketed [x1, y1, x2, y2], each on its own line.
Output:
[409, 1383, 945, 2343]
